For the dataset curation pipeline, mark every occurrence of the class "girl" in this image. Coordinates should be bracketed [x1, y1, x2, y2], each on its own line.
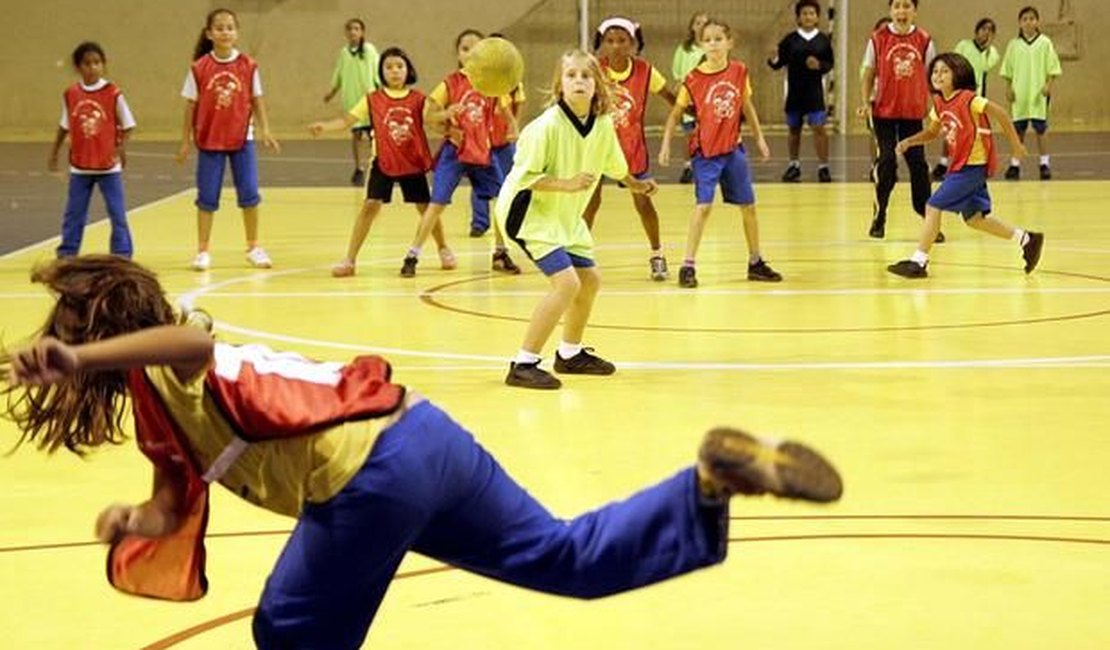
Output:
[176, 8, 280, 272]
[858, 0, 936, 241]
[311, 48, 452, 277]
[497, 50, 659, 390]
[672, 12, 709, 184]
[401, 29, 519, 278]
[660, 18, 780, 289]
[999, 6, 1062, 181]
[582, 16, 676, 282]
[934, 17, 999, 179]
[886, 53, 1043, 279]
[2, 255, 842, 650]
[48, 41, 136, 259]
[322, 18, 380, 186]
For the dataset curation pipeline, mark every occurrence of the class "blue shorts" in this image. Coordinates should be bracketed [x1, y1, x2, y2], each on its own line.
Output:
[492, 143, 515, 178]
[927, 165, 992, 218]
[692, 148, 755, 206]
[785, 110, 828, 129]
[430, 141, 503, 205]
[195, 142, 260, 212]
[1013, 119, 1048, 135]
[534, 247, 596, 276]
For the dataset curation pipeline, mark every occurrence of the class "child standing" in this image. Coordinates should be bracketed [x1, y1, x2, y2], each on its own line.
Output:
[177, 8, 280, 272]
[498, 50, 658, 389]
[323, 18, 380, 186]
[2, 255, 842, 649]
[582, 16, 676, 281]
[48, 42, 135, 259]
[660, 18, 781, 289]
[886, 53, 1043, 279]
[858, 0, 936, 240]
[767, 0, 834, 183]
[311, 48, 450, 278]
[933, 18, 999, 179]
[999, 6, 1062, 181]
[672, 12, 709, 184]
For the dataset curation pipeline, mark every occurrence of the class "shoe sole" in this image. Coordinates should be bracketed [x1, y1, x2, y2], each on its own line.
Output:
[699, 428, 842, 503]
[1024, 235, 1044, 273]
[505, 376, 562, 389]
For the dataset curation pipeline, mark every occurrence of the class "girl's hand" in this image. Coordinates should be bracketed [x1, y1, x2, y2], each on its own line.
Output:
[658, 146, 671, 167]
[630, 178, 659, 196]
[756, 137, 771, 161]
[805, 55, 821, 70]
[175, 142, 191, 165]
[857, 104, 872, 120]
[261, 132, 281, 154]
[308, 123, 325, 137]
[563, 173, 596, 192]
[95, 503, 138, 543]
[47, 155, 59, 172]
[1041, 85, 1052, 98]
[895, 139, 910, 155]
[7, 337, 80, 386]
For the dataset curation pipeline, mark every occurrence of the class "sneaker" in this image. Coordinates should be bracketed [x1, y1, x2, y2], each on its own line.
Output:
[439, 248, 458, 270]
[1039, 164, 1052, 181]
[1022, 231, 1044, 273]
[679, 166, 694, 184]
[935, 231, 946, 244]
[781, 165, 801, 183]
[930, 163, 948, 180]
[505, 361, 561, 389]
[1005, 165, 1020, 180]
[747, 259, 783, 282]
[817, 166, 832, 183]
[869, 217, 886, 239]
[886, 259, 928, 278]
[331, 260, 356, 278]
[400, 255, 418, 277]
[678, 265, 698, 288]
[553, 348, 616, 375]
[351, 168, 365, 187]
[246, 247, 273, 269]
[191, 251, 211, 271]
[649, 255, 668, 281]
[469, 226, 488, 238]
[492, 249, 521, 274]
[697, 427, 843, 503]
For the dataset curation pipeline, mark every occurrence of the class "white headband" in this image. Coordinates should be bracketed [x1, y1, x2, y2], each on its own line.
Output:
[597, 17, 638, 38]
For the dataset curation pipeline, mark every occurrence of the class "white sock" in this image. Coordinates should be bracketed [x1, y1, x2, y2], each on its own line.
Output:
[407, 247, 421, 258]
[557, 341, 583, 359]
[1040, 155, 1050, 166]
[1012, 228, 1028, 245]
[748, 252, 762, 265]
[939, 156, 950, 166]
[651, 248, 664, 258]
[910, 250, 929, 266]
[818, 163, 829, 170]
[1011, 158, 1021, 167]
[789, 160, 800, 168]
[513, 350, 542, 365]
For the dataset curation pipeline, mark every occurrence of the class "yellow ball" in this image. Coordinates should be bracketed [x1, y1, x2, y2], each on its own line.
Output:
[464, 37, 524, 97]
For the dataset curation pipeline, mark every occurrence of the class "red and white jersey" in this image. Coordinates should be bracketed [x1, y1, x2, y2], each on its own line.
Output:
[490, 85, 524, 148]
[63, 81, 122, 171]
[684, 60, 748, 158]
[190, 52, 258, 151]
[601, 57, 652, 175]
[934, 90, 996, 176]
[368, 89, 434, 177]
[870, 26, 932, 120]
[443, 71, 495, 166]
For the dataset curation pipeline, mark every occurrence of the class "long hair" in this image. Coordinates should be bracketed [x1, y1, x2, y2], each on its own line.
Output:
[193, 8, 239, 61]
[545, 49, 613, 116]
[1, 256, 176, 455]
[345, 18, 366, 59]
[683, 12, 708, 50]
[929, 52, 977, 93]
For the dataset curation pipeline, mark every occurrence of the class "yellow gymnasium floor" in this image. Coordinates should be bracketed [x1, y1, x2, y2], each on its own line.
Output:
[1, 182, 1108, 649]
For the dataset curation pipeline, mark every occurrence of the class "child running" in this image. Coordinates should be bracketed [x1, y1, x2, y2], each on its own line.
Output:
[933, 17, 998, 179]
[322, 18, 380, 186]
[999, 6, 1062, 181]
[48, 41, 136, 259]
[886, 53, 1044, 279]
[2, 255, 842, 650]
[176, 7, 280, 272]
[497, 50, 658, 390]
[311, 47, 451, 278]
[660, 18, 781, 289]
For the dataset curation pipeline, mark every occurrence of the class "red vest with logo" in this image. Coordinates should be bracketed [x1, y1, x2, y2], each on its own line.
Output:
[871, 27, 932, 120]
[685, 61, 748, 158]
[369, 89, 434, 177]
[934, 90, 996, 176]
[191, 53, 257, 151]
[490, 85, 523, 148]
[443, 71, 495, 166]
[64, 82, 121, 171]
[601, 57, 652, 175]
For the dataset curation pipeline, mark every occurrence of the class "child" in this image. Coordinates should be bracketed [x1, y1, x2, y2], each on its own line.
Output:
[999, 6, 1062, 181]
[934, 18, 999, 179]
[767, 0, 834, 183]
[310, 48, 451, 278]
[858, 0, 936, 241]
[886, 53, 1044, 279]
[401, 29, 519, 278]
[672, 12, 709, 184]
[48, 42, 136, 259]
[2, 255, 842, 650]
[322, 18, 380, 186]
[660, 18, 780, 289]
[176, 8, 280, 272]
[497, 50, 658, 389]
[582, 16, 676, 281]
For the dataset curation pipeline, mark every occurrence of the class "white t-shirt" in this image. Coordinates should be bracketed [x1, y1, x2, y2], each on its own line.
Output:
[58, 78, 137, 174]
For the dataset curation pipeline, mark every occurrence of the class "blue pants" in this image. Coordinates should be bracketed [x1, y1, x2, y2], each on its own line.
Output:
[469, 144, 514, 232]
[195, 143, 261, 212]
[58, 172, 132, 258]
[253, 401, 728, 650]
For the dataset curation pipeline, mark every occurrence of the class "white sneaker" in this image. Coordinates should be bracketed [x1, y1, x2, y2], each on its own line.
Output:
[246, 246, 273, 268]
[192, 251, 211, 271]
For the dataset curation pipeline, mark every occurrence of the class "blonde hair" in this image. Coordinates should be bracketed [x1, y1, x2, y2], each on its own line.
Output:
[545, 49, 613, 116]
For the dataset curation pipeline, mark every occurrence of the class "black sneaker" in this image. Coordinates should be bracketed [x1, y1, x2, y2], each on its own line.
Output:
[869, 217, 886, 239]
[553, 348, 615, 375]
[1039, 164, 1052, 180]
[1022, 231, 1044, 273]
[887, 259, 928, 278]
[679, 166, 694, 184]
[505, 362, 561, 389]
[782, 165, 801, 183]
[649, 255, 668, 281]
[817, 166, 832, 183]
[678, 265, 698, 288]
[748, 259, 783, 282]
[1005, 165, 1020, 180]
[351, 168, 365, 186]
[935, 231, 946, 244]
[930, 163, 948, 181]
[399, 255, 418, 277]
[469, 226, 488, 238]
[698, 427, 843, 503]
[492, 249, 521, 274]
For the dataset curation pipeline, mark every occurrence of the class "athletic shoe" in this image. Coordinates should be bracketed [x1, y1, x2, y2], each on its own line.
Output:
[930, 163, 948, 180]
[469, 226, 488, 237]
[869, 217, 886, 239]
[1022, 231, 1044, 273]
[1005, 165, 1021, 180]
[817, 167, 832, 183]
[400, 255, 418, 277]
[649, 255, 668, 281]
[439, 248, 458, 270]
[679, 166, 694, 184]
[351, 168, 365, 187]
[246, 247, 273, 269]
[747, 259, 783, 282]
[1039, 164, 1052, 180]
[191, 251, 211, 271]
[492, 249, 521, 274]
[781, 165, 802, 183]
[697, 427, 843, 503]
[553, 348, 615, 375]
[505, 361, 561, 389]
[678, 265, 698, 288]
[886, 259, 928, 278]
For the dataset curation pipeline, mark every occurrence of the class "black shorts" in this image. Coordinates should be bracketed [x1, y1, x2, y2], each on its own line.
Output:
[366, 163, 430, 204]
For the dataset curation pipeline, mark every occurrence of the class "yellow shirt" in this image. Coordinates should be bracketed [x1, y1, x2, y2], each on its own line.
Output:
[347, 87, 413, 122]
[929, 95, 990, 166]
[605, 62, 668, 94]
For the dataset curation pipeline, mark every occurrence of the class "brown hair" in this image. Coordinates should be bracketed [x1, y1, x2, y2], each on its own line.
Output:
[1, 256, 176, 454]
[545, 50, 613, 115]
[193, 8, 239, 61]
